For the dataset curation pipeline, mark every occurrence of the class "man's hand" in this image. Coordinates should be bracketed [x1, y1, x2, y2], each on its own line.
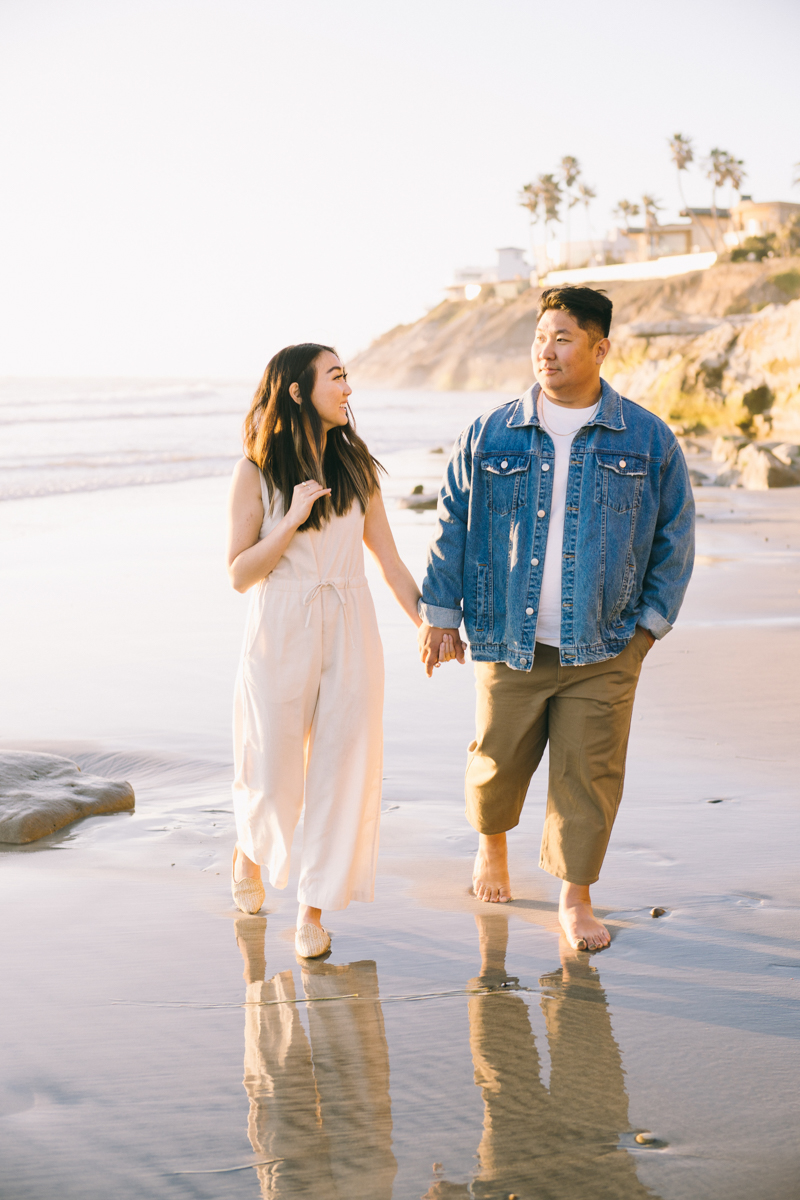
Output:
[418, 624, 466, 678]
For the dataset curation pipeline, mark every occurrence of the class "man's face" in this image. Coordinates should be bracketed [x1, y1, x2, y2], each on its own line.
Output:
[531, 308, 609, 404]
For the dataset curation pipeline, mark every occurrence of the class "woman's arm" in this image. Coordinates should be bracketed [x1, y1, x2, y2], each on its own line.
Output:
[226, 458, 330, 593]
[362, 487, 423, 626]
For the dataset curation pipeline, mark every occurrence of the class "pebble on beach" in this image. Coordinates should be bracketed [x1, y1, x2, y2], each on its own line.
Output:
[650, 907, 666, 918]
[635, 1132, 658, 1146]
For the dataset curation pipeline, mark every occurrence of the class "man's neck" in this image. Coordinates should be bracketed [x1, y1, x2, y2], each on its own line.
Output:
[540, 381, 603, 409]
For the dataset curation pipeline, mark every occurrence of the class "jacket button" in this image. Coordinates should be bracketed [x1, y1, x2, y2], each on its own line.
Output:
[542, 463, 550, 471]
[537, 509, 545, 518]
[531, 557, 539, 566]
[526, 607, 534, 615]
[500, 459, 508, 468]
[619, 459, 627, 468]
[520, 658, 527, 666]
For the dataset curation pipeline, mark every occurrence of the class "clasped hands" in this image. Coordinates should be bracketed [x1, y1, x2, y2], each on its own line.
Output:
[417, 623, 466, 678]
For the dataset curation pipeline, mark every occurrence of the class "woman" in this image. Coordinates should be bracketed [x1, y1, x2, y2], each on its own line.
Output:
[227, 344, 451, 958]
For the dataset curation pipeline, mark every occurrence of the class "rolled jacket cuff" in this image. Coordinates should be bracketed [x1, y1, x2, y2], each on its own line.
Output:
[418, 599, 463, 629]
[638, 605, 673, 640]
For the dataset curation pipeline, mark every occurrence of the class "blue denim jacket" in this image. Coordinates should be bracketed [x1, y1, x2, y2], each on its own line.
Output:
[418, 380, 695, 668]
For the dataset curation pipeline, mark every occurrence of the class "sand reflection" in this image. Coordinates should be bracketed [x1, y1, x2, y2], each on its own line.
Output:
[425, 915, 654, 1200]
[234, 917, 397, 1199]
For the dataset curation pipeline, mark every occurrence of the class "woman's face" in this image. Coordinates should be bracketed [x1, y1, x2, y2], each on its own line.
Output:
[309, 351, 352, 432]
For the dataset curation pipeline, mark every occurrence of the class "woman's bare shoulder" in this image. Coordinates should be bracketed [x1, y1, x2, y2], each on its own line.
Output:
[231, 457, 264, 494]
[232, 456, 261, 482]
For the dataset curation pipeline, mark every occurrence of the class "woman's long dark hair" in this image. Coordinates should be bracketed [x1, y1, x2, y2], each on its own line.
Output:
[243, 343, 382, 532]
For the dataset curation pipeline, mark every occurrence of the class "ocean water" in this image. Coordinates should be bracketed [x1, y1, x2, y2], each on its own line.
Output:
[0, 378, 506, 501]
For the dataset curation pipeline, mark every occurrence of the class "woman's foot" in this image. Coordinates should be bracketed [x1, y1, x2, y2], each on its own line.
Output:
[472, 832, 513, 903]
[231, 844, 265, 914]
[297, 904, 323, 931]
[558, 881, 610, 950]
[295, 906, 330, 959]
[234, 843, 262, 880]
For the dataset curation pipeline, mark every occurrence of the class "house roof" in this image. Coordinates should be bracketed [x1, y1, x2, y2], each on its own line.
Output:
[680, 207, 731, 218]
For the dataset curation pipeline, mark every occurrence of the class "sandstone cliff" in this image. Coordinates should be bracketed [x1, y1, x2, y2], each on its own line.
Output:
[350, 259, 800, 436]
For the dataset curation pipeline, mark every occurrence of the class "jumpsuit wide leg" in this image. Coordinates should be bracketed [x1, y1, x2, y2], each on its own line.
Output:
[232, 475, 384, 912]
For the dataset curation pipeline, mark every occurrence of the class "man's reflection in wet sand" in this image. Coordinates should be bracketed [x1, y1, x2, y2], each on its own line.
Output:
[234, 917, 397, 1199]
[425, 915, 654, 1200]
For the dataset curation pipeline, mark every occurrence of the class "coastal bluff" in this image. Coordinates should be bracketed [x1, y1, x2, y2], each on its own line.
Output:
[350, 259, 800, 437]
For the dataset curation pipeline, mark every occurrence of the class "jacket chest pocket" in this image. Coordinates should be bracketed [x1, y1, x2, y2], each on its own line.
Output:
[481, 456, 529, 515]
[595, 453, 647, 513]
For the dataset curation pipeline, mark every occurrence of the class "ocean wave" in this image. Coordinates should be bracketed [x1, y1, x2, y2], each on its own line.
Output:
[0, 457, 240, 501]
[0, 408, 245, 427]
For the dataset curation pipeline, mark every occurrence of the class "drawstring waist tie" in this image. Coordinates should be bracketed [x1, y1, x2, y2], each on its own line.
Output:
[297, 576, 366, 644]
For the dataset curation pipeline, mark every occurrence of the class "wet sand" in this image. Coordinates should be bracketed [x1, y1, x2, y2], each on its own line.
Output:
[1, 469, 799, 1199]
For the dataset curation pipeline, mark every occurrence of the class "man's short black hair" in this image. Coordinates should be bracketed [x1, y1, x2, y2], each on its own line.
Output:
[537, 285, 613, 341]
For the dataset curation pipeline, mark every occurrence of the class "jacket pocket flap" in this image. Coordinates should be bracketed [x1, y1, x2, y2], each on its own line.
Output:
[596, 454, 647, 476]
[480, 456, 529, 475]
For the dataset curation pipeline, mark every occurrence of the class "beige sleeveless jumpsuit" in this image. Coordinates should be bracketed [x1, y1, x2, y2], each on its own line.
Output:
[232, 474, 385, 911]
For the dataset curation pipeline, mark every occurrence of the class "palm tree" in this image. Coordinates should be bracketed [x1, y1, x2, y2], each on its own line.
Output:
[641, 194, 663, 257]
[518, 180, 544, 274]
[668, 133, 694, 212]
[724, 153, 746, 200]
[538, 174, 563, 266]
[668, 132, 718, 250]
[704, 148, 730, 251]
[613, 199, 640, 232]
[559, 156, 581, 259]
[576, 182, 597, 260]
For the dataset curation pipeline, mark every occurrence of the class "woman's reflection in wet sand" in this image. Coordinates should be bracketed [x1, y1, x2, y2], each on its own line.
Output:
[425, 915, 654, 1200]
[234, 917, 397, 1200]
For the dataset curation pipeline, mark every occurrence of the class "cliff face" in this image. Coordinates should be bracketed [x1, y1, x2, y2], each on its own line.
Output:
[349, 259, 800, 435]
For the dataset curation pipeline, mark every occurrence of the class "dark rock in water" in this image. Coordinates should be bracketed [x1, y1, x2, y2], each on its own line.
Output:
[0, 751, 135, 843]
[650, 907, 666, 918]
[397, 490, 439, 511]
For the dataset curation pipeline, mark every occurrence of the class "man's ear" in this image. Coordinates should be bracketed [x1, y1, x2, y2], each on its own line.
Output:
[595, 337, 610, 365]
[289, 382, 302, 406]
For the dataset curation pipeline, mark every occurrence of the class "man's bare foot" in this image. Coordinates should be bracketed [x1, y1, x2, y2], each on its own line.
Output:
[558, 881, 610, 950]
[297, 904, 324, 931]
[472, 833, 513, 903]
[234, 843, 262, 881]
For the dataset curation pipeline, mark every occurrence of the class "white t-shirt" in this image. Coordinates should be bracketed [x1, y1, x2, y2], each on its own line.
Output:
[535, 393, 600, 647]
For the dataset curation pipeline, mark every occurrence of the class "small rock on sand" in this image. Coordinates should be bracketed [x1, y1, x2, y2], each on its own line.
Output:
[0, 751, 135, 843]
[397, 490, 439, 511]
[650, 907, 666, 918]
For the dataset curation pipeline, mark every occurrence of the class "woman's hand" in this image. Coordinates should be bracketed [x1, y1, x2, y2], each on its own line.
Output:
[286, 479, 331, 529]
[227, 461, 331, 593]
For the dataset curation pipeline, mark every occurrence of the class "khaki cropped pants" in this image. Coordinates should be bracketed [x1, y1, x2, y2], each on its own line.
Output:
[466, 629, 651, 885]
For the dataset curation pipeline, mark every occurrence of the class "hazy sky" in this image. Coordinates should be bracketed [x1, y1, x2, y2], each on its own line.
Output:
[1, 0, 799, 377]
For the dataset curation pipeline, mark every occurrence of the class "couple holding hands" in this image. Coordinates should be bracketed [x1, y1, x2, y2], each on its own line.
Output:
[226, 285, 694, 959]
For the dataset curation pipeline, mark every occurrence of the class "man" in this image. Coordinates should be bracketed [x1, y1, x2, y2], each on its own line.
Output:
[418, 285, 694, 950]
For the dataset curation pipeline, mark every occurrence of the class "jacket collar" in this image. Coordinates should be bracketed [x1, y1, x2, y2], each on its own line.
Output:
[506, 379, 627, 432]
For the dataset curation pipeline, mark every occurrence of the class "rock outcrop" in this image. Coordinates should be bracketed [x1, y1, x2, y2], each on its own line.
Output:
[710, 437, 800, 489]
[0, 751, 135, 843]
